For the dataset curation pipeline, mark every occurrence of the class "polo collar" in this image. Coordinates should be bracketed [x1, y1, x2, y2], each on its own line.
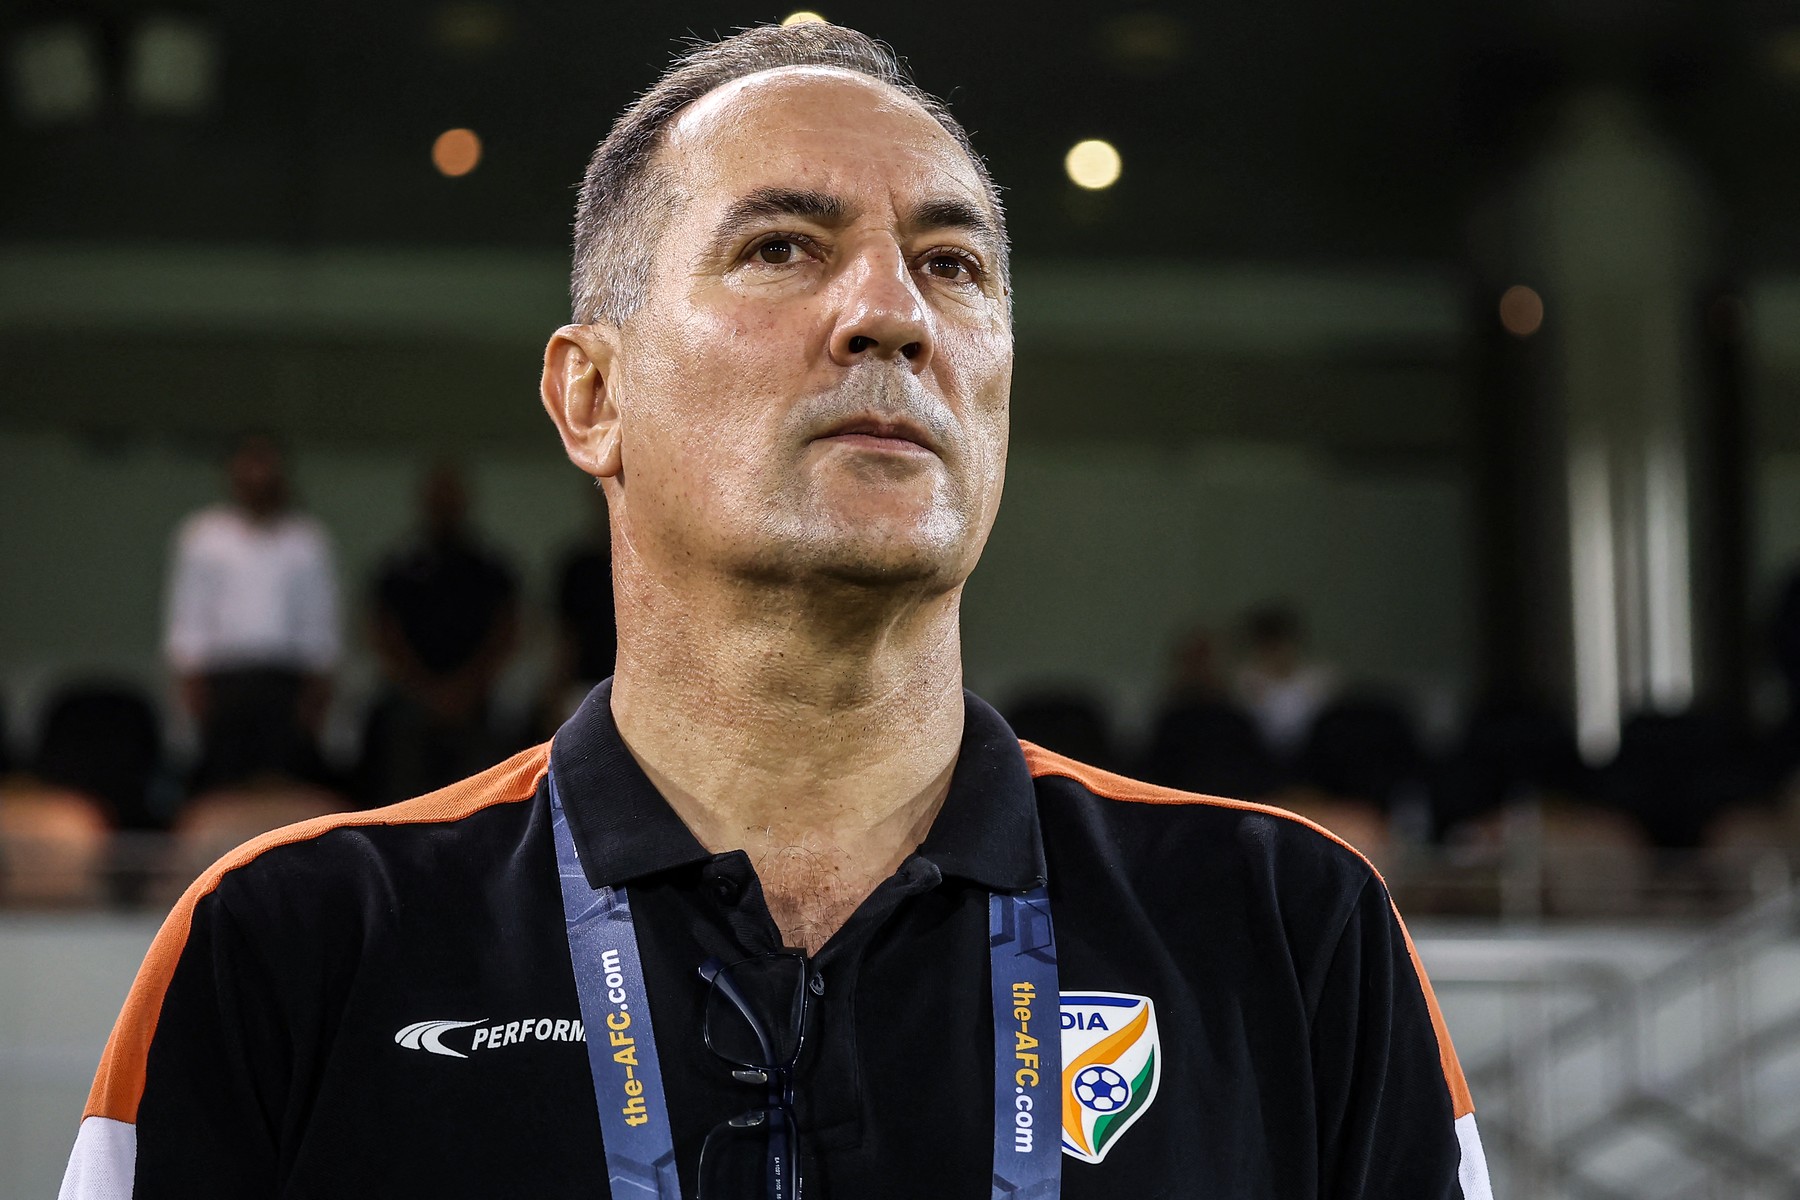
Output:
[548, 679, 1046, 894]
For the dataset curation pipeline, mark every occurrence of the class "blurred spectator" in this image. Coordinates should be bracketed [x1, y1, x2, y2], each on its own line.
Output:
[360, 464, 519, 805]
[552, 483, 617, 718]
[164, 433, 339, 791]
[1143, 625, 1279, 797]
[1233, 603, 1336, 760]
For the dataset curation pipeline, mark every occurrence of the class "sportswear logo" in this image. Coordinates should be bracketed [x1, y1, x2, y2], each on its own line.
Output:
[394, 1019, 486, 1059]
[394, 1016, 588, 1058]
[1060, 992, 1161, 1165]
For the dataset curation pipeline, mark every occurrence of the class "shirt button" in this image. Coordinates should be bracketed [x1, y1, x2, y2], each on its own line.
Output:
[809, 972, 825, 996]
[713, 876, 742, 904]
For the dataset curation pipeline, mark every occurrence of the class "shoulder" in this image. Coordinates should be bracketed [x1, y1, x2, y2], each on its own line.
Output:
[201, 744, 549, 907]
[84, 745, 551, 1125]
[152, 745, 551, 965]
[1025, 741, 1376, 866]
[172, 505, 239, 549]
[1022, 740, 1381, 904]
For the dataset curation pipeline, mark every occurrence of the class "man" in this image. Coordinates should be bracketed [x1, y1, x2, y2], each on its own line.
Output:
[162, 432, 338, 792]
[1234, 602, 1337, 761]
[360, 462, 520, 805]
[64, 23, 1490, 1200]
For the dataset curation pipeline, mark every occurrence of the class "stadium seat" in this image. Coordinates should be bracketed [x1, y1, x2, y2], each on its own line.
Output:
[1433, 694, 1588, 835]
[1603, 710, 1763, 849]
[35, 681, 166, 830]
[1141, 697, 1280, 799]
[157, 784, 347, 902]
[0, 782, 110, 907]
[1299, 694, 1424, 810]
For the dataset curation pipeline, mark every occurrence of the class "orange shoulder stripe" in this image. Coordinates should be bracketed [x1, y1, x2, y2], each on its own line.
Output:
[1018, 740, 1475, 1119]
[83, 743, 551, 1125]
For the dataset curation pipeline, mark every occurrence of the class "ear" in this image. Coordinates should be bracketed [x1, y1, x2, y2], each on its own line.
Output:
[540, 325, 623, 480]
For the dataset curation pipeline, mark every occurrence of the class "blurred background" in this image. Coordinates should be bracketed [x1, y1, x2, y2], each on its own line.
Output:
[6, 1, 1800, 1196]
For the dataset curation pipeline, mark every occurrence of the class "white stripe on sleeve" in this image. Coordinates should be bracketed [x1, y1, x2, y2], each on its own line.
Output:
[59, 1116, 136, 1200]
[1455, 1111, 1493, 1200]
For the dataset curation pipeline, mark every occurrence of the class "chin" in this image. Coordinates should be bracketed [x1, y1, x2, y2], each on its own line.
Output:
[754, 513, 972, 592]
[732, 477, 988, 590]
[813, 547, 959, 591]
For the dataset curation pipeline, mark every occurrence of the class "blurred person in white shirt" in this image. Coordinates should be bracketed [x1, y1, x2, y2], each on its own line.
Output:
[1234, 602, 1337, 760]
[163, 433, 340, 790]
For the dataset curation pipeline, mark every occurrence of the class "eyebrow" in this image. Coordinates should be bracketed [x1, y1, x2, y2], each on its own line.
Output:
[704, 186, 1005, 264]
[901, 196, 1004, 260]
[706, 187, 846, 256]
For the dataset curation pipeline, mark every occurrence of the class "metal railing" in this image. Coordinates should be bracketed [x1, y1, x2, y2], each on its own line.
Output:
[1431, 884, 1800, 1200]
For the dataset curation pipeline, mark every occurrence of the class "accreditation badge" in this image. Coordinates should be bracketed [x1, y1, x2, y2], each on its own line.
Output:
[1059, 992, 1161, 1165]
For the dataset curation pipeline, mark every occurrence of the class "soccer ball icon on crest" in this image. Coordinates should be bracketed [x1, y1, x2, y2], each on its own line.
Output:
[1073, 1065, 1130, 1113]
[1060, 992, 1162, 1164]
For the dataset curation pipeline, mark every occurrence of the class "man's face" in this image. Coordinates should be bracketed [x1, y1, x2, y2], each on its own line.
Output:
[228, 439, 287, 516]
[606, 68, 1013, 596]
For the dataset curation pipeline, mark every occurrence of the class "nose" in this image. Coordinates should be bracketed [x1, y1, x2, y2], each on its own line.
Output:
[828, 243, 933, 371]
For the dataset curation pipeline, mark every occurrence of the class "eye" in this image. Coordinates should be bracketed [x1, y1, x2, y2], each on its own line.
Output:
[922, 251, 979, 283]
[756, 239, 797, 265]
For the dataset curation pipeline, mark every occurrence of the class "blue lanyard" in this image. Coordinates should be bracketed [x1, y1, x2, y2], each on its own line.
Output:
[988, 881, 1062, 1199]
[549, 774, 1061, 1200]
[551, 776, 681, 1197]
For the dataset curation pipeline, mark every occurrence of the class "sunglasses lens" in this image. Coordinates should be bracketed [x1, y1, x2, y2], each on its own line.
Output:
[699, 1107, 799, 1200]
[704, 953, 809, 1069]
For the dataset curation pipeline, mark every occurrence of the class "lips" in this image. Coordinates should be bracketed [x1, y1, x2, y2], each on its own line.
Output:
[815, 413, 939, 455]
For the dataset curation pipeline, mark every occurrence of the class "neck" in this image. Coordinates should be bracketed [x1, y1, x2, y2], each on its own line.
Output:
[609, 557, 966, 954]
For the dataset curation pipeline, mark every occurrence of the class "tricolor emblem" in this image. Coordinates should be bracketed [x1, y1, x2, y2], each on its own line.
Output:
[1060, 992, 1161, 1164]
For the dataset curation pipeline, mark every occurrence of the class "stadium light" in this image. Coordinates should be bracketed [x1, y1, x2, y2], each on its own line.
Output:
[433, 128, 483, 177]
[1499, 284, 1544, 337]
[1065, 139, 1122, 190]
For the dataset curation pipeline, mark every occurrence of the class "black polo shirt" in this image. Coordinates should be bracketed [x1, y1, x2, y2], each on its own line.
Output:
[65, 685, 1488, 1198]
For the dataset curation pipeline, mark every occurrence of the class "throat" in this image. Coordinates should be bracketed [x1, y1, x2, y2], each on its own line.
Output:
[752, 842, 902, 955]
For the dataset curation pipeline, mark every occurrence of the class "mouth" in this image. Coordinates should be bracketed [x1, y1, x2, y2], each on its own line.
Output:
[813, 413, 940, 456]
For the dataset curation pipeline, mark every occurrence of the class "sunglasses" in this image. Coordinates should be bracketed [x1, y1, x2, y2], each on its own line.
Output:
[696, 952, 816, 1200]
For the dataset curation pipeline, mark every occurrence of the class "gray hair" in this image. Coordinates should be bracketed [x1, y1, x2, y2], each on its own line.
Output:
[569, 23, 1007, 326]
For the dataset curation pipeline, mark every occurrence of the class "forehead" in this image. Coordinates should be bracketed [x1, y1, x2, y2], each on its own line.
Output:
[660, 67, 990, 214]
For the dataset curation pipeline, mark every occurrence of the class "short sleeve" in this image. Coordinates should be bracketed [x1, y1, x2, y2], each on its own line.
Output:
[63, 885, 290, 1198]
[1309, 876, 1490, 1199]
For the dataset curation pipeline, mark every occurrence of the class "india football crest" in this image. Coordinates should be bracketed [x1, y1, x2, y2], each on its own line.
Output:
[1060, 992, 1161, 1164]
